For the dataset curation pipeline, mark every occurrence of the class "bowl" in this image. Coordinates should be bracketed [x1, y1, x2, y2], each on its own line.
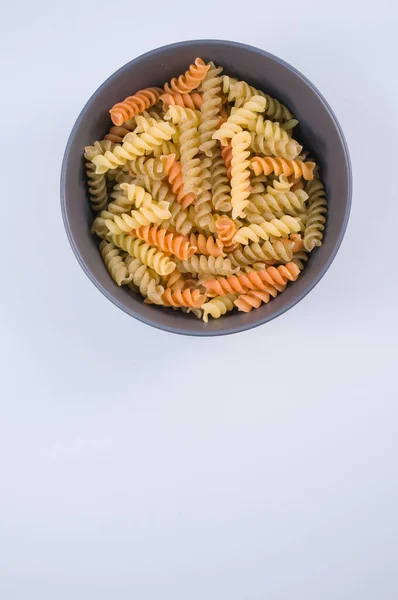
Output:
[61, 39, 351, 336]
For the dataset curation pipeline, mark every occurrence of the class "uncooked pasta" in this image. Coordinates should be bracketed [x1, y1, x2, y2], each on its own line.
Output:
[85, 58, 327, 321]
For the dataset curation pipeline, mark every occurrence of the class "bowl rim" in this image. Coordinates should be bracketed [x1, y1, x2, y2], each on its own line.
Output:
[60, 39, 352, 337]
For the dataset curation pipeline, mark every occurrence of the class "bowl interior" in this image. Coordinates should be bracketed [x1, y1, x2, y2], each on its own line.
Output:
[61, 40, 351, 335]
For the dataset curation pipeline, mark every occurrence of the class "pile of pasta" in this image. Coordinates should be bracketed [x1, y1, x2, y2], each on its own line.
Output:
[86, 58, 327, 322]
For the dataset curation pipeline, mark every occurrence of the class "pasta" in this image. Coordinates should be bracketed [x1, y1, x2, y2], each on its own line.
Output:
[164, 58, 209, 94]
[99, 240, 133, 286]
[213, 96, 266, 145]
[160, 92, 203, 111]
[188, 233, 224, 257]
[87, 58, 327, 321]
[303, 179, 327, 251]
[178, 255, 236, 277]
[110, 87, 163, 126]
[202, 295, 236, 322]
[198, 62, 223, 157]
[250, 156, 316, 180]
[230, 131, 252, 219]
[133, 225, 197, 260]
[125, 256, 165, 304]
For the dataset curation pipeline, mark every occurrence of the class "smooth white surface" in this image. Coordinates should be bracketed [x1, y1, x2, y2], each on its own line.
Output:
[1, 1, 397, 598]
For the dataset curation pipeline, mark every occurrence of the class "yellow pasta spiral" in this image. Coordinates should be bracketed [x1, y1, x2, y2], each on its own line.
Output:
[107, 234, 175, 276]
[178, 254, 236, 277]
[213, 96, 266, 145]
[128, 156, 165, 180]
[202, 294, 236, 322]
[105, 201, 171, 234]
[192, 158, 213, 229]
[303, 179, 327, 251]
[223, 77, 293, 122]
[125, 256, 165, 304]
[92, 122, 176, 174]
[99, 240, 133, 286]
[251, 176, 309, 217]
[231, 131, 252, 219]
[250, 132, 302, 160]
[233, 216, 301, 244]
[85, 161, 108, 213]
[210, 146, 232, 213]
[230, 239, 294, 266]
[198, 62, 223, 157]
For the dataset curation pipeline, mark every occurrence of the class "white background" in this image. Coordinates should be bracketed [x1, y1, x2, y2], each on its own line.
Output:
[1, 1, 397, 598]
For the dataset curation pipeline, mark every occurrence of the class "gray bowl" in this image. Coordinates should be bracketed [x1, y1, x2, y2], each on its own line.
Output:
[61, 40, 351, 336]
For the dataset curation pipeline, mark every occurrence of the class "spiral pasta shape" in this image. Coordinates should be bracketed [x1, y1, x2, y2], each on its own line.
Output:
[223, 77, 293, 122]
[110, 87, 163, 126]
[105, 200, 171, 234]
[252, 176, 309, 217]
[213, 96, 267, 145]
[152, 140, 180, 160]
[233, 215, 301, 244]
[125, 256, 165, 304]
[192, 158, 213, 229]
[161, 154, 195, 208]
[221, 142, 233, 179]
[215, 217, 238, 252]
[92, 123, 176, 174]
[230, 238, 295, 267]
[107, 234, 175, 276]
[141, 176, 176, 207]
[133, 225, 197, 260]
[126, 155, 165, 180]
[178, 255, 236, 277]
[160, 92, 203, 111]
[161, 287, 206, 308]
[85, 160, 108, 213]
[248, 118, 290, 141]
[250, 132, 302, 160]
[164, 58, 209, 94]
[234, 288, 284, 312]
[250, 156, 316, 180]
[202, 262, 300, 297]
[198, 63, 223, 157]
[202, 295, 236, 322]
[166, 107, 202, 194]
[189, 233, 224, 257]
[210, 146, 232, 212]
[231, 131, 252, 219]
[159, 203, 194, 236]
[303, 179, 327, 251]
[99, 240, 133, 286]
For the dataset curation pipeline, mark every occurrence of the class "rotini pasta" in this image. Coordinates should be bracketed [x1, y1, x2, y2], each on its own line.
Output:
[178, 255, 236, 277]
[133, 225, 197, 260]
[87, 58, 327, 321]
[198, 62, 223, 157]
[110, 87, 163, 126]
[99, 240, 133, 286]
[230, 131, 252, 219]
[303, 179, 327, 251]
[250, 156, 316, 180]
[202, 295, 236, 322]
[164, 58, 209, 94]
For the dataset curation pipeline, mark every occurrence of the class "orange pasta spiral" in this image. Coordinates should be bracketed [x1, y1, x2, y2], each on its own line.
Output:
[215, 217, 238, 252]
[164, 58, 209, 94]
[189, 233, 224, 257]
[202, 262, 300, 296]
[109, 87, 163, 126]
[234, 288, 284, 312]
[250, 157, 316, 180]
[104, 126, 132, 143]
[160, 92, 203, 110]
[161, 154, 195, 209]
[133, 225, 197, 260]
[162, 287, 206, 308]
[221, 142, 233, 179]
